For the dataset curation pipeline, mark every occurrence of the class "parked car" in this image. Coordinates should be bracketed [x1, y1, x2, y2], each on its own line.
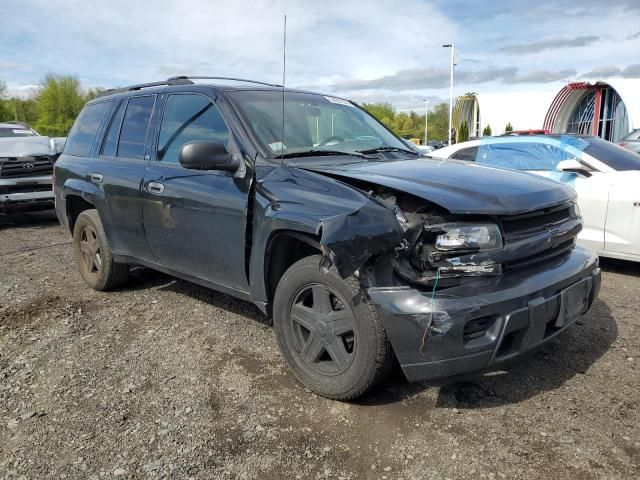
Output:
[431, 135, 640, 262]
[0, 122, 65, 214]
[401, 138, 434, 154]
[618, 128, 640, 154]
[54, 77, 600, 400]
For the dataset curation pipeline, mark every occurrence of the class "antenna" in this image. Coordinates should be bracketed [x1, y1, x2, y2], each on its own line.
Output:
[280, 14, 287, 164]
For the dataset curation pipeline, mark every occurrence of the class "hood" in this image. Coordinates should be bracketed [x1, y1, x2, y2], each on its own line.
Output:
[296, 158, 575, 215]
[0, 136, 66, 157]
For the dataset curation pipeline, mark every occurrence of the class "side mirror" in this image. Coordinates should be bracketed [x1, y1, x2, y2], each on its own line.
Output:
[179, 141, 240, 172]
[556, 158, 591, 177]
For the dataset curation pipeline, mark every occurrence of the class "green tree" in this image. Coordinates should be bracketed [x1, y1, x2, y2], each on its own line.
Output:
[483, 124, 492, 136]
[33, 75, 87, 136]
[0, 79, 11, 122]
[505, 122, 513, 133]
[349, 101, 450, 142]
[458, 121, 469, 142]
[427, 103, 450, 142]
[6, 97, 39, 125]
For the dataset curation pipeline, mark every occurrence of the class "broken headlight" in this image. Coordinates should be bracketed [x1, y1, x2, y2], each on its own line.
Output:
[435, 223, 503, 251]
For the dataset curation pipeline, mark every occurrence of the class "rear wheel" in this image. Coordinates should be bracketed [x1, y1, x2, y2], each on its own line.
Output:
[274, 255, 393, 400]
[73, 209, 129, 291]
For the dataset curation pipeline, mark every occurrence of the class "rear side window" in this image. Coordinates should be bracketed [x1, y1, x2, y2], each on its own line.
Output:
[450, 146, 479, 162]
[582, 137, 640, 171]
[117, 96, 156, 159]
[157, 94, 230, 164]
[64, 101, 111, 157]
[101, 100, 126, 157]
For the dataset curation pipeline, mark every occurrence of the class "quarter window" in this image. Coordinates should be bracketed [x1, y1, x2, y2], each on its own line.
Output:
[450, 146, 479, 162]
[157, 94, 230, 164]
[64, 101, 111, 157]
[117, 96, 156, 159]
[101, 100, 126, 157]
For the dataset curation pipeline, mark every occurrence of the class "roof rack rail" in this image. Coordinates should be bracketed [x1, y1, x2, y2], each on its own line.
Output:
[95, 75, 282, 99]
[95, 77, 195, 98]
[168, 76, 283, 88]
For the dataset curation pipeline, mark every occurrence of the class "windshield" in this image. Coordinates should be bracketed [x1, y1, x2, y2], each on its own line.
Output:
[575, 136, 640, 171]
[228, 90, 409, 159]
[0, 127, 37, 138]
[621, 128, 640, 142]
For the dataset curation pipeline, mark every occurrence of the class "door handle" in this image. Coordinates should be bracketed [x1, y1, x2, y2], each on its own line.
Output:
[147, 181, 165, 195]
[90, 173, 103, 184]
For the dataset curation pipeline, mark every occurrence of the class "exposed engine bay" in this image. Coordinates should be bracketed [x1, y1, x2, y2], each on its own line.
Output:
[341, 182, 583, 291]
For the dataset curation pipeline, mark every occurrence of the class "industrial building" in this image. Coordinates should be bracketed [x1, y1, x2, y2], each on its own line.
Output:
[452, 78, 640, 142]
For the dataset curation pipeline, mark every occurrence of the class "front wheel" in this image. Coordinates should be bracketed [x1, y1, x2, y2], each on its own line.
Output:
[273, 255, 394, 400]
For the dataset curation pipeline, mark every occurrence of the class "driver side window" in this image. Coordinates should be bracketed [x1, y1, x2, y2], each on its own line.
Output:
[157, 94, 230, 164]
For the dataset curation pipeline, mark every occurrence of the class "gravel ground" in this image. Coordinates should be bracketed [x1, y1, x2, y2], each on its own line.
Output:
[0, 211, 638, 480]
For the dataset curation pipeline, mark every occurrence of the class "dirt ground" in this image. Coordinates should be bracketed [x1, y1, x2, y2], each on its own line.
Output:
[0, 211, 638, 480]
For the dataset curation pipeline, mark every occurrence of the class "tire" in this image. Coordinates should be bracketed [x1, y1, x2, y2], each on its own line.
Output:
[72, 209, 129, 291]
[273, 255, 394, 400]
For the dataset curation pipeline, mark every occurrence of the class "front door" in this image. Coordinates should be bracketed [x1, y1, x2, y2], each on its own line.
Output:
[603, 171, 640, 257]
[142, 92, 250, 292]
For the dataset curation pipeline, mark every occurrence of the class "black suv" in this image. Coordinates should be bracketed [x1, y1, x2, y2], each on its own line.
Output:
[54, 76, 601, 400]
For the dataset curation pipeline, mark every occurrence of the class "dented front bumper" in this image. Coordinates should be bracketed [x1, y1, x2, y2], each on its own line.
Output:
[368, 246, 601, 382]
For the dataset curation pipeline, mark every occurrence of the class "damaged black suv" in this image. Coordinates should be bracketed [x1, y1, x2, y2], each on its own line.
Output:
[54, 77, 601, 400]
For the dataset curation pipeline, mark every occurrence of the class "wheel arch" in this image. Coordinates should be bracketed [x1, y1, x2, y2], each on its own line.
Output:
[65, 194, 96, 233]
[264, 230, 322, 311]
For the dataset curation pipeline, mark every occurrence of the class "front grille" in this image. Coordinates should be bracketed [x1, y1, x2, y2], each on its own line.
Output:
[0, 156, 55, 178]
[0, 184, 52, 195]
[501, 203, 574, 240]
[504, 239, 575, 271]
[499, 202, 579, 271]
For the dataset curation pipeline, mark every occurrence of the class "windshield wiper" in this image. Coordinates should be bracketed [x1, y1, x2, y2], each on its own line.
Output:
[356, 146, 419, 155]
[279, 149, 374, 159]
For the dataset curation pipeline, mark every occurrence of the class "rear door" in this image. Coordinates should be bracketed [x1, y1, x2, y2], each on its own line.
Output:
[90, 95, 157, 260]
[142, 92, 250, 292]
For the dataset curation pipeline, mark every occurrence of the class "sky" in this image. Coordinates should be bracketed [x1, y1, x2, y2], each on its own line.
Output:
[2, 0, 640, 112]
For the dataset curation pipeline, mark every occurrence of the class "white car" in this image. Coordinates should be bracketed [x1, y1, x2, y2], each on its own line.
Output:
[430, 135, 640, 262]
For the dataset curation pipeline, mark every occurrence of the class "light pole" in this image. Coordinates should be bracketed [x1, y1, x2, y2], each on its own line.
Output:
[442, 43, 455, 146]
[422, 99, 429, 145]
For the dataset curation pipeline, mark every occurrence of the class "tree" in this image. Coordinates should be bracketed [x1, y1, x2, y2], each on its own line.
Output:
[483, 124, 492, 136]
[361, 101, 450, 142]
[427, 103, 450, 142]
[0, 79, 11, 122]
[505, 122, 513, 133]
[34, 75, 87, 136]
[5, 97, 39, 125]
[458, 121, 469, 142]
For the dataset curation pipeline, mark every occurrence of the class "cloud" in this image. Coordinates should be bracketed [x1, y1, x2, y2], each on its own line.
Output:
[580, 65, 623, 78]
[0, 0, 458, 90]
[498, 36, 599, 54]
[579, 63, 640, 79]
[330, 66, 576, 91]
[504, 69, 576, 84]
[627, 31, 640, 40]
[621, 64, 640, 77]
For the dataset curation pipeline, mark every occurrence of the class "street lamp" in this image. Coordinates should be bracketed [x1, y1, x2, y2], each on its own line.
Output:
[442, 43, 455, 146]
[421, 99, 429, 146]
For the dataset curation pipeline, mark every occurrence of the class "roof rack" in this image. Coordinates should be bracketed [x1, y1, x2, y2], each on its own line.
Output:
[168, 76, 282, 88]
[96, 75, 282, 98]
[95, 77, 194, 98]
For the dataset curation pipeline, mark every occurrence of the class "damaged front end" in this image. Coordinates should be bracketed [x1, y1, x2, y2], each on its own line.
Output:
[317, 182, 600, 382]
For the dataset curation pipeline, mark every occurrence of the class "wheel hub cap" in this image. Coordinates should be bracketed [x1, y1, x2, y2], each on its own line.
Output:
[290, 284, 356, 375]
